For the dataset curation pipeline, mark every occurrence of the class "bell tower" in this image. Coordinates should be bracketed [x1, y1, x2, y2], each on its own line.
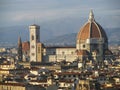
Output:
[29, 24, 40, 62]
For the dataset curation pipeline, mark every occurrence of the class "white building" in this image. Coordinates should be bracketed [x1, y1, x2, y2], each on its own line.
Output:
[29, 24, 40, 62]
[28, 10, 113, 64]
[43, 46, 77, 62]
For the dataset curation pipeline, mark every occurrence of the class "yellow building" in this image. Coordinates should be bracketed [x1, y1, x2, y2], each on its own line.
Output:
[76, 80, 90, 90]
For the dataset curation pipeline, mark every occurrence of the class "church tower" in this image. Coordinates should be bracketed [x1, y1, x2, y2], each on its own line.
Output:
[18, 36, 23, 61]
[29, 24, 40, 62]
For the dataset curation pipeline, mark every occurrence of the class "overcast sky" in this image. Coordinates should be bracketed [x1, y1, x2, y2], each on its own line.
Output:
[0, 0, 120, 28]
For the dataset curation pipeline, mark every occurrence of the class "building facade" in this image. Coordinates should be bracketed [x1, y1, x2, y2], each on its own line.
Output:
[19, 10, 113, 65]
[43, 46, 77, 62]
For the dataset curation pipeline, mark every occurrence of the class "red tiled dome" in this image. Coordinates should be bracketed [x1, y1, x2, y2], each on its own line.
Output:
[77, 10, 108, 41]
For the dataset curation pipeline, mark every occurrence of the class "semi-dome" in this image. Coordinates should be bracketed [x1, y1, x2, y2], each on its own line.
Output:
[77, 10, 108, 42]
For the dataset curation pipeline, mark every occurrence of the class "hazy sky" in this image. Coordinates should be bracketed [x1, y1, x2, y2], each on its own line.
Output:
[0, 0, 120, 28]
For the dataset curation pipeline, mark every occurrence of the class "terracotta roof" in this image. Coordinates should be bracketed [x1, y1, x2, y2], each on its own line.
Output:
[22, 41, 30, 51]
[91, 22, 101, 38]
[77, 11, 108, 42]
[77, 22, 107, 40]
[77, 23, 90, 40]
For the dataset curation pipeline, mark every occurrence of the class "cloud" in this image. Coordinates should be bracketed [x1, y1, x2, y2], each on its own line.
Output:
[8, 7, 84, 22]
[0, 0, 120, 28]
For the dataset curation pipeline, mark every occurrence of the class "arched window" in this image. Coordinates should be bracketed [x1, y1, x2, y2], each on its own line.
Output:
[62, 52, 65, 55]
[31, 35, 34, 40]
[32, 45, 35, 48]
[83, 45, 85, 48]
[32, 53, 35, 56]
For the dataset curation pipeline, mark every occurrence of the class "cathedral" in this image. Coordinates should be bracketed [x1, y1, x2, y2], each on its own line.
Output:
[18, 10, 113, 65]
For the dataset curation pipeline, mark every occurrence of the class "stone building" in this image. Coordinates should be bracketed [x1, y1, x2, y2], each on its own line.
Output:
[42, 10, 112, 64]
[76, 10, 113, 66]
[29, 24, 40, 62]
[19, 10, 113, 66]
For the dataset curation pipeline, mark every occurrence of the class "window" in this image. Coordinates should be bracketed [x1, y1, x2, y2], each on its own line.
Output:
[53, 52, 56, 54]
[36, 35, 39, 40]
[83, 45, 85, 48]
[31, 45, 35, 48]
[63, 75, 66, 78]
[32, 53, 35, 56]
[62, 52, 65, 55]
[73, 75, 76, 77]
[38, 47, 40, 53]
[31, 35, 34, 40]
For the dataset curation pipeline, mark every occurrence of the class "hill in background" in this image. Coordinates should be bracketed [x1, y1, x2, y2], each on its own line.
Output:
[43, 28, 120, 46]
[0, 19, 119, 47]
[0, 26, 119, 47]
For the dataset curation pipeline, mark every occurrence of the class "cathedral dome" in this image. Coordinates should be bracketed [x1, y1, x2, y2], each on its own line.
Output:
[77, 10, 108, 42]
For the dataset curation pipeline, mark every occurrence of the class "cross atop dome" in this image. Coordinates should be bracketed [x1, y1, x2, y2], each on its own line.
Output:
[88, 9, 95, 22]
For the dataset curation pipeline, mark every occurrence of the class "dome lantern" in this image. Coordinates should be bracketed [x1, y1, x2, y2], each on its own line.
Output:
[88, 10, 95, 22]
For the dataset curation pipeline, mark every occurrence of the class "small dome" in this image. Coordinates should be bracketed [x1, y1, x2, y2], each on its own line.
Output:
[77, 10, 108, 42]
